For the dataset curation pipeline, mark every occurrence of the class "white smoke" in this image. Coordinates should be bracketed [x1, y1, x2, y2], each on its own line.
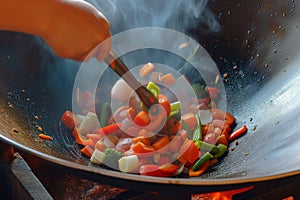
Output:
[87, 0, 221, 34]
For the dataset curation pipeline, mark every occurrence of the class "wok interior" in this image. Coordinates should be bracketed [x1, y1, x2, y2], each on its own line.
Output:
[1, 0, 300, 187]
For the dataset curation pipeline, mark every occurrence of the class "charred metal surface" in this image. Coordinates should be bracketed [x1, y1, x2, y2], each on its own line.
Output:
[0, 150, 53, 200]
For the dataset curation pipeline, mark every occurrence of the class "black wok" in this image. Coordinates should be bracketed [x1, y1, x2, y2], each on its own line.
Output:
[1, 0, 300, 194]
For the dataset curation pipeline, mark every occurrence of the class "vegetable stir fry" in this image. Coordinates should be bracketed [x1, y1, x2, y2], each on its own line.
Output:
[61, 63, 247, 177]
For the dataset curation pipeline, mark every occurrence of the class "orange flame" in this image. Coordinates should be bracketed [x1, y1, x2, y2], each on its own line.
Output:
[192, 186, 254, 200]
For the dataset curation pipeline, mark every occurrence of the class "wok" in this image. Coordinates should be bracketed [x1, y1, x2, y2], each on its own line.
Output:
[1, 0, 300, 194]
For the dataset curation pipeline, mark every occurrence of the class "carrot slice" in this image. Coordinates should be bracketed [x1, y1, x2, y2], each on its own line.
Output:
[132, 136, 151, 145]
[80, 145, 94, 158]
[140, 63, 155, 77]
[216, 134, 228, 146]
[152, 136, 170, 150]
[160, 73, 176, 86]
[71, 129, 94, 146]
[180, 140, 200, 164]
[134, 111, 151, 126]
[132, 142, 156, 154]
[181, 113, 198, 131]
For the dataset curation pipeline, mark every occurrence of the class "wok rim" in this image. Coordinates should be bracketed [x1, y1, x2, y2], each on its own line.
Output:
[1, 134, 300, 187]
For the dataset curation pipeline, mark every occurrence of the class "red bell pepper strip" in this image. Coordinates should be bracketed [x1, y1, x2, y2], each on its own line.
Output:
[159, 163, 179, 175]
[229, 125, 247, 142]
[72, 127, 94, 146]
[152, 136, 170, 151]
[132, 142, 156, 155]
[61, 110, 79, 130]
[139, 164, 178, 177]
[94, 123, 121, 135]
[80, 145, 94, 158]
[158, 94, 171, 116]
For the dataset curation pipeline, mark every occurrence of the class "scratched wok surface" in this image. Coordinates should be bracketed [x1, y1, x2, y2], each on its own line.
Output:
[0, 0, 300, 193]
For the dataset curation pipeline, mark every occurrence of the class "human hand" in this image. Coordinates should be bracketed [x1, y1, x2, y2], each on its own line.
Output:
[40, 0, 111, 61]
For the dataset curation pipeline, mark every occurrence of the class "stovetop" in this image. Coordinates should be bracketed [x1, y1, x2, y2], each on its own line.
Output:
[1, 148, 299, 200]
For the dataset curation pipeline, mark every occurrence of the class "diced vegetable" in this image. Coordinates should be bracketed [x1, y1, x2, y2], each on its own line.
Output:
[181, 113, 197, 131]
[139, 164, 178, 177]
[189, 160, 210, 177]
[192, 114, 202, 141]
[160, 73, 176, 86]
[214, 144, 228, 158]
[216, 134, 228, 146]
[61, 110, 79, 130]
[229, 125, 247, 142]
[134, 111, 151, 126]
[203, 132, 216, 144]
[210, 108, 235, 125]
[90, 149, 105, 164]
[63, 63, 248, 178]
[192, 84, 208, 98]
[198, 109, 212, 125]
[181, 120, 193, 139]
[111, 79, 133, 102]
[194, 140, 219, 155]
[146, 82, 160, 98]
[157, 94, 171, 116]
[132, 136, 151, 145]
[38, 133, 53, 141]
[140, 63, 155, 77]
[78, 112, 100, 135]
[94, 123, 121, 136]
[132, 142, 156, 154]
[118, 155, 139, 173]
[207, 87, 219, 99]
[152, 136, 170, 153]
[72, 128, 94, 146]
[103, 148, 124, 169]
[170, 101, 181, 113]
[80, 145, 94, 158]
[192, 152, 213, 171]
[100, 102, 110, 127]
[180, 140, 200, 164]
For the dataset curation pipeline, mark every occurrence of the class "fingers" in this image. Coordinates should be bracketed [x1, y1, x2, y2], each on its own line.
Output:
[95, 35, 112, 62]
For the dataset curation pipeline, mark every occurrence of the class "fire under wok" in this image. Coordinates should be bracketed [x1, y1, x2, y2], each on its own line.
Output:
[1, 0, 300, 194]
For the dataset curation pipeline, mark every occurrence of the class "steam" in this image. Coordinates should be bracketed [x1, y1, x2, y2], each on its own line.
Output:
[88, 0, 221, 34]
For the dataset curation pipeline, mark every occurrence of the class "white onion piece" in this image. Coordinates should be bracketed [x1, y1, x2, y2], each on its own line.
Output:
[198, 109, 213, 125]
[78, 112, 100, 134]
[76, 114, 87, 122]
[111, 79, 133, 102]
[90, 149, 105, 165]
[118, 155, 139, 173]
[103, 136, 117, 148]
